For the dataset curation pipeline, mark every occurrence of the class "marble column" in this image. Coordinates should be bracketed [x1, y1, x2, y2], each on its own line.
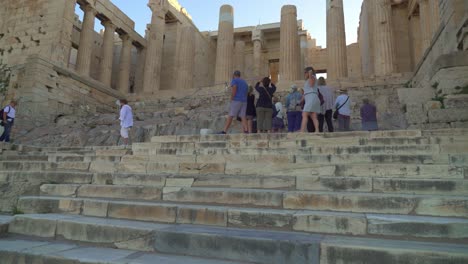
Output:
[419, 0, 432, 52]
[234, 40, 245, 74]
[118, 34, 132, 94]
[252, 28, 263, 78]
[76, 4, 97, 76]
[326, 0, 348, 80]
[299, 32, 309, 72]
[143, 0, 167, 94]
[214, 5, 234, 84]
[99, 21, 116, 86]
[428, 0, 440, 38]
[175, 25, 195, 90]
[372, 0, 396, 76]
[280, 5, 301, 81]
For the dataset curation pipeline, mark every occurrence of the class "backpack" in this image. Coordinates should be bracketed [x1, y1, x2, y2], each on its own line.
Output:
[288, 94, 301, 111]
[318, 88, 325, 106]
[272, 104, 279, 118]
[0, 106, 10, 119]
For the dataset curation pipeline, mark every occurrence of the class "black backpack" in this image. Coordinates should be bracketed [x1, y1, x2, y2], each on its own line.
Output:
[0, 106, 9, 118]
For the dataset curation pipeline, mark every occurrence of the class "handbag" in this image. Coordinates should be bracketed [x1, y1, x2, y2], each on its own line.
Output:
[317, 88, 325, 106]
[333, 96, 349, 120]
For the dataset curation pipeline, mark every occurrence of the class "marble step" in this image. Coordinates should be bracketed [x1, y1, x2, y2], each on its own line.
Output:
[0, 215, 13, 235]
[46, 173, 468, 195]
[122, 153, 450, 165]
[0, 171, 93, 184]
[17, 196, 468, 240]
[0, 237, 243, 264]
[8, 214, 468, 264]
[35, 185, 468, 217]
[116, 161, 464, 178]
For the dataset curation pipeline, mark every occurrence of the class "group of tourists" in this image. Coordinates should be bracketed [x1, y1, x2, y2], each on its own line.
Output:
[220, 67, 378, 134]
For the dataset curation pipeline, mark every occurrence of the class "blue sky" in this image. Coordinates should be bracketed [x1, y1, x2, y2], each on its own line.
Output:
[107, 0, 363, 48]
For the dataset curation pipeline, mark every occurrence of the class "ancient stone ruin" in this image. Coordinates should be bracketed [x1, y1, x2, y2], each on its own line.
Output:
[0, 0, 467, 263]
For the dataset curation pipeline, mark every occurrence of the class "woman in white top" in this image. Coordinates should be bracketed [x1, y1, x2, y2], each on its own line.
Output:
[119, 99, 133, 146]
[272, 96, 285, 133]
[300, 67, 320, 133]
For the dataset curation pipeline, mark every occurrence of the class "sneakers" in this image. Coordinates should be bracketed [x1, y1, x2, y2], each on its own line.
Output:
[218, 131, 227, 134]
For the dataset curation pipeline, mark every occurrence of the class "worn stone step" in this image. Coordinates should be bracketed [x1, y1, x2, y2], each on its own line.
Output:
[8, 214, 468, 264]
[91, 173, 468, 195]
[38, 184, 468, 217]
[0, 215, 13, 235]
[113, 161, 465, 178]
[0, 171, 93, 184]
[0, 237, 243, 264]
[0, 155, 49, 161]
[0, 161, 91, 172]
[40, 184, 162, 201]
[17, 196, 468, 240]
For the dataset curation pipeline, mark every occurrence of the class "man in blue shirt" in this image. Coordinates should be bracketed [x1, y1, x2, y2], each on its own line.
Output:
[220, 70, 248, 134]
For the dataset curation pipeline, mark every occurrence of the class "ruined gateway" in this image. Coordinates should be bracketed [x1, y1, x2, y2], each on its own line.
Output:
[0, 0, 467, 263]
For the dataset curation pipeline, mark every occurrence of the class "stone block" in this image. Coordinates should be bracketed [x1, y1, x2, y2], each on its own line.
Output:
[40, 184, 80, 197]
[146, 162, 179, 173]
[116, 162, 147, 173]
[429, 108, 468, 123]
[82, 200, 109, 217]
[297, 176, 372, 192]
[193, 175, 295, 189]
[112, 173, 166, 187]
[9, 215, 58, 238]
[373, 178, 468, 195]
[177, 206, 227, 226]
[283, 192, 417, 214]
[77, 185, 162, 201]
[293, 211, 367, 235]
[108, 202, 177, 223]
[228, 209, 292, 229]
[165, 178, 194, 187]
[416, 196, 468, 217]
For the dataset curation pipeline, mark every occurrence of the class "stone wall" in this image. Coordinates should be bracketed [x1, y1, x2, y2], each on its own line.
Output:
[346, 43, 362, 78]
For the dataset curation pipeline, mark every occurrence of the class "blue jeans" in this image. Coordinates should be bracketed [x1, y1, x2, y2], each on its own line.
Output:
[0, 121, 13, 142]
[287, 111, 302, 132]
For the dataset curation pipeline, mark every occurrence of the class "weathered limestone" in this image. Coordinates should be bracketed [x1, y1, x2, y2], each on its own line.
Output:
[371, 0, 396, 76]
[419, 0, 432, 52]
[118, 34, 132, 93]
[174, 26, 195, 90]
[428, 0, 440, 37]
[143, 0, 167, 94]
[233, 40, 245, 73]
[252, 28, 263, 78]
[279, 5, 301, 81]
[214, 5, 234, 84]
[299, 32, 309, 73]
[326, 0, 348, 80]
[76, 4, 97, 76]
[99, 21, 116, 86]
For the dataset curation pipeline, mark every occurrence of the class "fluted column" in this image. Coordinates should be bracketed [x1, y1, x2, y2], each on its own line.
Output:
[143, 0, 167, 94]
[234, 40, 245, 74]
[299, 32, 309, 72]
[326, 0, 348, 80]
[280, 5, 301, 81]
[118, 34, 132, 94]
[99, 21, 116, 86]
[252, 28, 263, 78]
[428, 0, 440, 38]
[372, 0, 396, 76]
[175, 26, 195, 90]
[76, 4, 97, 76]
[214, 5, 234, 84]
[419, 0, 432, 52]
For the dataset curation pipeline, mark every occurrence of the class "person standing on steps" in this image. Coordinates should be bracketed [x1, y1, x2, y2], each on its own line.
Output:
[361, 98, 378, 131]
[255, 77, 276, 133]
[285, 84, 303, 132]
[334, 89, 351, 131]
[119, 99, 133, 146]
[300, 67, 320, 133]
[220, 70, 249, 134]
[317, 77, 335, 132]
[0, 100, 17, 143]
[272, 96, 285, 133]
[245, 85, 256, 134]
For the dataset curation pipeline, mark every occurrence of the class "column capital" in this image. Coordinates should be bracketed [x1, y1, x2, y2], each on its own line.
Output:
[101, 20, 116, 30]
[252, 28, 263, 43]
[148, 0, 168, 17]
[120, 33, 131, 43]
[81, 4, 97, 15]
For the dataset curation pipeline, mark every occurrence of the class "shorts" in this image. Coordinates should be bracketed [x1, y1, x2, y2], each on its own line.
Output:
[120, 127, 130, 138]
[229, 100, 247, 117]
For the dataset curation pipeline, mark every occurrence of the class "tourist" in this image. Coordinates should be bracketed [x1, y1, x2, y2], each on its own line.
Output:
[361, 98, 378, 131]
[246, 85, 256, 133]
[0, 100, 17, 143]
[119, 99, 133, 146]
[220, 70, 249, 134]
[317, 77, 334, 132]
[334, 89, 351, 131]
[255, 77, 276, 133]
[300, 67, 320, 133]
[285, 84, 302, 132]
[272, 96, 285, 133]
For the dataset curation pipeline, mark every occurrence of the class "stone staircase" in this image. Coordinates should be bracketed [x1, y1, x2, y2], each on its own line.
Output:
[0, 129, 467, 263]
